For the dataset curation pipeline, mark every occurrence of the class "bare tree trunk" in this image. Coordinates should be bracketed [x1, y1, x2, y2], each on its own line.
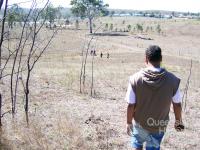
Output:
[0, 94, 2, 126]
[23, 8, 55, 122]
[0, 0, 55, 126]
[25, 67, 30, 114]
[182, 59, 193, 111]
[75, 19, 79, 30]
[14, 31, 32, 115]
[0, 0, 8, 127]
[0, 0, 8, 78]
[25, 68, 30, 125]
[12, 7, 33, 115]
[89, 17, 93, 34]
[82, 37, 94, 91]
[0, 0, 4, 10]
[90, 39, 98, 97]
[91, 51, 94, 96]
[10, 17, 28, 115]
[24, 19, 38, 122]
[80, 57, 84, 93]
[80, 26, 102, 94]
[79, 36, 87, 93]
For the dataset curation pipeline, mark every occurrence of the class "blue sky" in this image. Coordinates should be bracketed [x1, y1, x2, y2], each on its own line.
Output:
[8, 0, 200, 12]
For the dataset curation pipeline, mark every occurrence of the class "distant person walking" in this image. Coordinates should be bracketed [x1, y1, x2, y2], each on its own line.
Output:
[100, 52, 103, 58]
[90, 50, 97, 56]
[107, 52, 110, 59]
[125, 45, 184, 150]
[90, 50, 93, 55]
[93, 50, 96, 56]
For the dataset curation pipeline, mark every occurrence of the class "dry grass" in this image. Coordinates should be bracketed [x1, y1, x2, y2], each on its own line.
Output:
[0, 17, 200, 149]
[0, 111, 89, 150]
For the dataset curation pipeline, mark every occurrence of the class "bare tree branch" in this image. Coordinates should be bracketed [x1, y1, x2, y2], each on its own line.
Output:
[30, 30, 57, 71]
[1, 110, 12, 118]
[0, 0, 3, 10]
[10, 0, 35, 114]
[91, 38, 98, 97]
[0, 0, 8, 126]
[0, 0, 8, 78]
[81, 25, 103, 93]
[182, 59, 193, 111]
[1, 68, 27, 79]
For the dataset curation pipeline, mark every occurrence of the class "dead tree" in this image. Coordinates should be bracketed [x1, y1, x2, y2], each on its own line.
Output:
[79, 34, 95, 93]
[24, 28, 56, 123]
[0, 0, 56, 125]
[0, 0, 8, 76]
[79, 26, 102, 94]
[182, 59, 193, 111]
[91, 48, 95, 97]
[14, 0, 56, 122]
[10, 1, 35, 115]
[82, 36, 95, 92]
[0, 94, 2, 126]
[79, 35, 87, 93]
[0, 0, 8, 126]
[0, 0, 4, 9]
[91, 40, 98, 97]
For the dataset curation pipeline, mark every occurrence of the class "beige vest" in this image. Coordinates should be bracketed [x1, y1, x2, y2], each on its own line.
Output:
[130, 69, 180, 133]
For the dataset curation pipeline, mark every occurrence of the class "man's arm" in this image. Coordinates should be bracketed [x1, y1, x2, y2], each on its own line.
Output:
[173, 102, 184, 131]
[125, 78, 136, 136]
[127, 104, 135, 124]
[127, 104, 135, 136]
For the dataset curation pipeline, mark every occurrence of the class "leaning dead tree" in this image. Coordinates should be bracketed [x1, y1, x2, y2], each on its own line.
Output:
[0, 0, 57, 125]
[10, 0, 34, 116]
[182, 59, 193, 111]
[0, 0, 8, 76]
[79, 26, 101, 94]
[0, 0, 9, 126]
[91, 39, 98, 97]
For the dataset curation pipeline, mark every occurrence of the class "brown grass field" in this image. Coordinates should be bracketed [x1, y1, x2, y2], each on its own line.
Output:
[0, 17, 200, 149]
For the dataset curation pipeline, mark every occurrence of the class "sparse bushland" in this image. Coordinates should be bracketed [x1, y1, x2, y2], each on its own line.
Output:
[0, 0, 57, 136]
[0, 11, 200, 150]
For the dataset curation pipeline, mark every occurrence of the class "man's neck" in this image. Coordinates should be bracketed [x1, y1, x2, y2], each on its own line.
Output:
[147, 64, 160, 68]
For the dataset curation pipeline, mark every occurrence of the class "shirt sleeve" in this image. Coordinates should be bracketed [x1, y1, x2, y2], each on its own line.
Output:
[125, 79, 136, 104]
[172, 88, 182, 103]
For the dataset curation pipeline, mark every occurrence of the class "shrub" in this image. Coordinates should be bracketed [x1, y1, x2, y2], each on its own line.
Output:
[105, 23, 109, 31]
[136, 23, 143, 33]
[156, 24, 161, 34]
[109, 23, 113, 31]
[93, 23, 96, 28]
[127, 24, 132, 32]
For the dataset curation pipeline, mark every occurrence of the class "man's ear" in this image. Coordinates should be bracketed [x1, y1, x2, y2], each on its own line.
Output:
[145, 56, 148, 65]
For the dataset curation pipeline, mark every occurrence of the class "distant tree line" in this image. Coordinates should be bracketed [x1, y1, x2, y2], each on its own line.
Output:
[0, 3, 72, 29]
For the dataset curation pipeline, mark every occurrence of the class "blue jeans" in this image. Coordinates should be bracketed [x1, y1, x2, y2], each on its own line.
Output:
[131, 123, 164, 150]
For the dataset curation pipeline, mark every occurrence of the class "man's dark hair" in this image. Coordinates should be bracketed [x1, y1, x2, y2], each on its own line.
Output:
[145, 45, 162, 62]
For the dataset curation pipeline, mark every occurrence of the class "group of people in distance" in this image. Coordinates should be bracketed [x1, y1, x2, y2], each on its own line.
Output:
[100, 52, 110, 59]
[90, 50, 110, 59]
[90, 50, 97, 56]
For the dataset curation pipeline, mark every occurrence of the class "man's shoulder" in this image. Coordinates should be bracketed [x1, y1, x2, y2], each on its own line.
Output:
[165, 70, 181, 94]
[165, 70, 180, 81]
[129, 70, 143, 83]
